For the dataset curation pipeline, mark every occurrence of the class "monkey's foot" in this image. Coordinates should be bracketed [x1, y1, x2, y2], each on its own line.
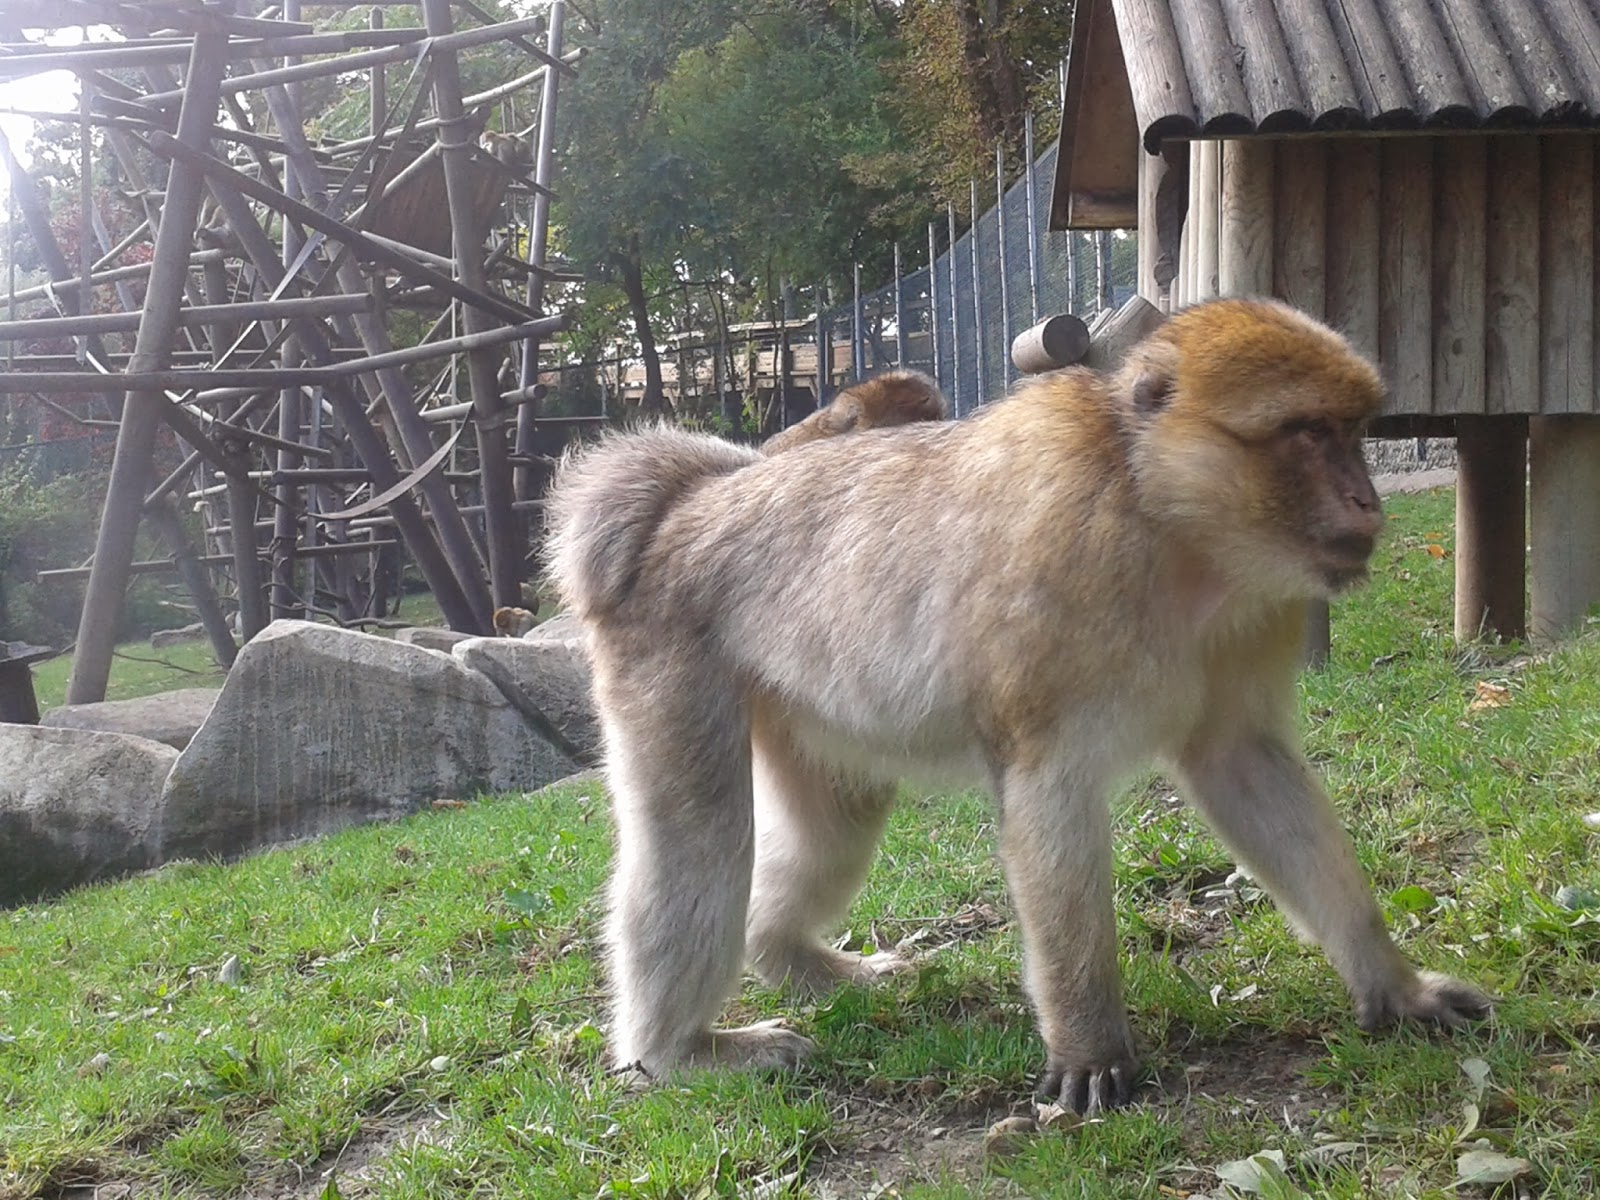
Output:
[754, 942, 916, 996]
[686, 1019, 817, 1070]
[1356, 970, 1492, 1031]
[1036, 1054, 1141, 1115]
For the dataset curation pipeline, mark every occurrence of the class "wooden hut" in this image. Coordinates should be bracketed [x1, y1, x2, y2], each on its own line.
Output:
[1052, 0, 1600, 648]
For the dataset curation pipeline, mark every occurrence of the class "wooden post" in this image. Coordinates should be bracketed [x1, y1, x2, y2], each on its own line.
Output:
[223, 447, 270, 640]
[1455, 416, 1527, 642]
[148, 499, 237, 669]
[422, 0, 521, 611]
[68, 32, 228, 704]
[1194, 140, 1220, 301]
[1530, 416, 1600, 639]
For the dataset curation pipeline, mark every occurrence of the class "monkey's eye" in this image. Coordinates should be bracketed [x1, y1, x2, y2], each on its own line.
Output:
[1282, 418, 1334, 441]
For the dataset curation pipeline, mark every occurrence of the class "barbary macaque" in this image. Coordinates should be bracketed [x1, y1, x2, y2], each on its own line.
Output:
[546, 298, 1489, 1113]
[480, 129, 533, 169]
[763, 369, 947, 453]
[492, 606, 537, 637]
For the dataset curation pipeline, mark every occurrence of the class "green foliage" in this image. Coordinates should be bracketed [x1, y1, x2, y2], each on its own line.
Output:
[0, 467, 193, 648]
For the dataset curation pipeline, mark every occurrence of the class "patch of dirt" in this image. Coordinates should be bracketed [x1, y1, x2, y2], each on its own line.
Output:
[802, 1034, 1332, 1198]
[244, 1112, 449, 1200]
[805, 1089, 1015, 1199]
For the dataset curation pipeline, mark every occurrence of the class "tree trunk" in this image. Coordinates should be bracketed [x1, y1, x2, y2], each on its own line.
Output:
[957, 0, 1028, 148]
[617, 243, 665, 415]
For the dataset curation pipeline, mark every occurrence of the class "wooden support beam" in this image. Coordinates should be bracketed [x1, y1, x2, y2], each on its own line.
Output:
[145, 130, 536, 327]
[68, 32, 229, 706]
[423, 0, 523, 610]
[204, 175, 488, 635]
[0, 293, 369, 340]
[251, 80, 494, 621]
[1529, 415, 1600, 639]
[1455, 415, 1527, 642]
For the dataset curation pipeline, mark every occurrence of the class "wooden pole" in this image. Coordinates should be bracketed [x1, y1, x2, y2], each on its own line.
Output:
[422, 0, 522, 610]
[1455, 415, 1527, 642]
[1529, 415, 1600, 639]
[147, 499, 238, 668]
[68, 32, 228, 705]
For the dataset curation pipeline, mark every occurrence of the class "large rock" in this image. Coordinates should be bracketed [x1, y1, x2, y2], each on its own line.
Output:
[151, 623, 205, 649]
[160, 620, 579, 861]
[394, 626, 472, 652]
[452, 635, 599, 762]
[42, 687, 220, 750]
[0, 725, 178, 905]
[521, 610, 585, 646]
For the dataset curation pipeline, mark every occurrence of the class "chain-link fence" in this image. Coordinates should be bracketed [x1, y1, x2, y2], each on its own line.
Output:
[815, 138, 1139, 416]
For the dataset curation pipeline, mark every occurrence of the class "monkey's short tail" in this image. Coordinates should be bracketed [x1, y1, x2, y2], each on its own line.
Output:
[544, 425, 760, 619]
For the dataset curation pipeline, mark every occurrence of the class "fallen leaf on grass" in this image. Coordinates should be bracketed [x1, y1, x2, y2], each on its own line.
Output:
[1455, 1145, 1531, 1186]
[984, 1115, 1038, 1158]
[1425, 542, 1449, 559]
[1215, 1148, 1307, 1196]
[1554, 884, 1599, 912]
[1467, 681, 1512, 712]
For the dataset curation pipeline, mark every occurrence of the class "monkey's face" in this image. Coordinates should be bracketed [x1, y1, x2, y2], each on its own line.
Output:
[1263, 414, 1383, 593]
[1126, 300, 1385, 599]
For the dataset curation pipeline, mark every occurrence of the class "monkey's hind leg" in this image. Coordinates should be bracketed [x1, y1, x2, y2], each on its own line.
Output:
[600, 679, 815, 1076]
[745, 721, 913, 995]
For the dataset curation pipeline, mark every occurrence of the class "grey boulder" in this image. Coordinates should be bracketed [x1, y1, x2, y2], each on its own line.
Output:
[394, 626, 473, 651]
[42, 687, 220, 750]
[0, 725, 178, 905]
[159, 620, 579, 861]
[452, 634, 599, 763]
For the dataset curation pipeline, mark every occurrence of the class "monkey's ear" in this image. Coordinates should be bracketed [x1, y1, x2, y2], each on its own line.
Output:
[1130, 369, 1174, 417]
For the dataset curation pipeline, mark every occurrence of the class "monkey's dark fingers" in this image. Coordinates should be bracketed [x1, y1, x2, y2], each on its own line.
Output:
[1036, 1060, 1139, 1114]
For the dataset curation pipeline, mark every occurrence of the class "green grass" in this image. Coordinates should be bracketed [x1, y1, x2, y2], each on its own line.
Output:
[27, 590, 448, 712]
[4, 487, 1599, 1198]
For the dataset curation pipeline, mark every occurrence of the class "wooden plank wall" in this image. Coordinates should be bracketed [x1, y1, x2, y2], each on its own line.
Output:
[1166, 132, 1600, 416]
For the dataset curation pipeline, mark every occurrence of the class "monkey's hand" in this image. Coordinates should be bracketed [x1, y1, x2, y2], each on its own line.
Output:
[1036, 1052, 1140, 1115]
[1356, 969, 1492, 1031]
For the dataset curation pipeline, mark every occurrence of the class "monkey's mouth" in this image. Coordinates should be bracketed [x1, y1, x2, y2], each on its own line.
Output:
[1316, 533, 1376, 592]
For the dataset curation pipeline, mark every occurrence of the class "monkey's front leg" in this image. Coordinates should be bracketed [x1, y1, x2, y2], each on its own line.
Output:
[998, 761, 1139, 1113]
[1176, 734, 1490, 1029]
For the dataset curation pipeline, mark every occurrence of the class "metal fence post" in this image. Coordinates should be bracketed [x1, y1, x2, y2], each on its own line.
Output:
[969, 177, 986, 408]
[1097, 230, 1114, 311]
[927, 223, 940, 390]
[814, 286, 828, 405]
[1024, 112, 1041, 325]
[995, 144, 1013, 388]
[947, 202, 961, 416]
[892, 242, 907, 367]
[851, 262, 864, 380]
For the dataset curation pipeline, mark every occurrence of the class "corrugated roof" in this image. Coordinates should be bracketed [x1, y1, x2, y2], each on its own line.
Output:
[1100, 0, 1600, 153]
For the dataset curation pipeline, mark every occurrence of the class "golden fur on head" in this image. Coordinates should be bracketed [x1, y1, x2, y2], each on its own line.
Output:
[762, 370, 947, 454]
